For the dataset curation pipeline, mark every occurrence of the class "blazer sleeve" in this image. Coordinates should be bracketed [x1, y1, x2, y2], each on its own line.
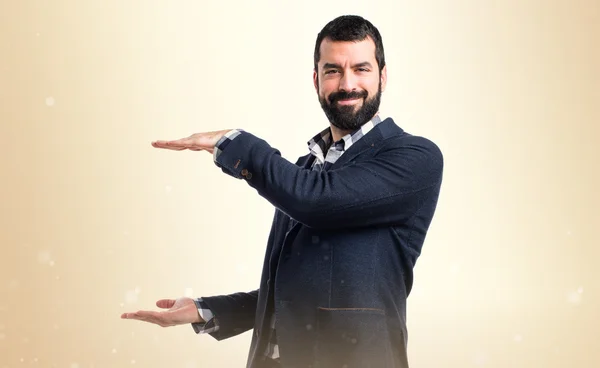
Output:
[213, 131, 443, 229]
[200, 289, 258, 341]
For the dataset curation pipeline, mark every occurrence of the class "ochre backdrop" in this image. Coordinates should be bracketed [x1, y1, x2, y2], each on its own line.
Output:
[1, 1, 598, 367]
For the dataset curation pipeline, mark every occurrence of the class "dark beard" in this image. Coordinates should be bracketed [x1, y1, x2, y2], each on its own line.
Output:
[319, 81, 382, 131]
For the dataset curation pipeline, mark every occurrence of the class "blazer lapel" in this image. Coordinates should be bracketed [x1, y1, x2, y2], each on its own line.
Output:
[329, 118, 399, 170]
[295, 152, 315, 169]
[295, 118, 403, 172]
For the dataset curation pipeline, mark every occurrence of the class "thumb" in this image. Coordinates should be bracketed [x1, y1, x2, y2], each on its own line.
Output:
[156, 299, 176, 309]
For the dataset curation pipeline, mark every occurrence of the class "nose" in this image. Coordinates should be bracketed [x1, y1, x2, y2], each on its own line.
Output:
[338, 70, 357, 92]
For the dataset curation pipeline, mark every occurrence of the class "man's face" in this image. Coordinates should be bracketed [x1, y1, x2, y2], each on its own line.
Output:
[314, 37, 387, 131]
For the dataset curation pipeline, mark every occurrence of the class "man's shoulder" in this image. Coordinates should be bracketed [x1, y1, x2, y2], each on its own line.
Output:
[379, 118, 443, 159]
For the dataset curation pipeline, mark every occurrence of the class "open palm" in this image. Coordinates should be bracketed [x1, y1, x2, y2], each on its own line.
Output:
[121, 297, 202, 327]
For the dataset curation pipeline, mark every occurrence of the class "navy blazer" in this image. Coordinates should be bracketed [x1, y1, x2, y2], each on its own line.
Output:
[201, 118, 443, 368]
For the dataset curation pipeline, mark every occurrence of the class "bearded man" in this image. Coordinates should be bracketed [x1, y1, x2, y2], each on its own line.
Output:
[122, 15, 444, 368]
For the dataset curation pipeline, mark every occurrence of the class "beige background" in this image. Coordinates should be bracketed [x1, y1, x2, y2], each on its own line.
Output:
[1, 0, 599, 367]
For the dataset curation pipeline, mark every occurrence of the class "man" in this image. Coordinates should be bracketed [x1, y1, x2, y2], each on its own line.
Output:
[122, 15, 443, 368]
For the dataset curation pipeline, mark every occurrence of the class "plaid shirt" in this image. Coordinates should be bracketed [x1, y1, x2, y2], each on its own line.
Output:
[192, 115, 383, 363]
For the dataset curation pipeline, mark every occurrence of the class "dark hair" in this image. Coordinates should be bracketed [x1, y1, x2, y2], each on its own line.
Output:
[313, 15, 385, 73]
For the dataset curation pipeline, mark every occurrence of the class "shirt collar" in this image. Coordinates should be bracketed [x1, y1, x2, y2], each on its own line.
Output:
[307, 114, 383, 156]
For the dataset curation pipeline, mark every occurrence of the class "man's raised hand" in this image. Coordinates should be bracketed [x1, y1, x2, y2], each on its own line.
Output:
[151, 129, 232, 154]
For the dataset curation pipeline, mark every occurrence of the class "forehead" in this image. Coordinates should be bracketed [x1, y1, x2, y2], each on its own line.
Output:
[318, 37, 377, 65]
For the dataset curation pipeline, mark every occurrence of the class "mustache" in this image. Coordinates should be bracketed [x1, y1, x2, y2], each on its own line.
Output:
[328, 90, 368, 104]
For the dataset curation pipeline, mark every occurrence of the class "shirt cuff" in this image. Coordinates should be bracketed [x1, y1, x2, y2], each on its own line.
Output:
[213, 129, 244, 161]
[191, 297, 220, 334]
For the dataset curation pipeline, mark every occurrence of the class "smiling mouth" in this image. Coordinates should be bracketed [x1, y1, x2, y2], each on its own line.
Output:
[337, 98, 361, 105]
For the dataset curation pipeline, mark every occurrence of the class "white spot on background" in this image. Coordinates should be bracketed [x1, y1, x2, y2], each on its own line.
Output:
[567, 287, 583, 305]
[112, 348, 117, 354]
[184, 288, 194, 298]
[130, 359, 136, 364]
[49, 260, 55, 267]
[37, 251, 52, 264]
[513, 334, 523, 343]
[134, 287, 141, 294]
[125, 290, 138, 304]
[165, 185, 172, 194]
[553, 346, 561, 355]
[46, 97, 55, 107]
[472, 352, 488, 366]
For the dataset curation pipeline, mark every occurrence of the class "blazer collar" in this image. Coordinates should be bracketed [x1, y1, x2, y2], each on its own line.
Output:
[296, 117, 403, 169]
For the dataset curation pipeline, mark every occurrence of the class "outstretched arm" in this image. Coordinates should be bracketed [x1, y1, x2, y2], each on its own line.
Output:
[152, 129, 443, 229]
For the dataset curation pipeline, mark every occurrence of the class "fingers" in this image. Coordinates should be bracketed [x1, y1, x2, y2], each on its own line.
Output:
[151, 140, 205, 151]
[121, 310, 173, 327]
[151, 140, 187, 150]
[120, 310, 153, 320]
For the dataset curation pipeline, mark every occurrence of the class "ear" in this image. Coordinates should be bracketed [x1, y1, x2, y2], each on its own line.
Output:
[380, 65, 388, 92]
[313, 69, 319, 93]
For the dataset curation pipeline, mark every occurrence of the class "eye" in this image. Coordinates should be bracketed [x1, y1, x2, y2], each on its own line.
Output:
[357, 68, 370, 72]
[324, 70, 338, 74]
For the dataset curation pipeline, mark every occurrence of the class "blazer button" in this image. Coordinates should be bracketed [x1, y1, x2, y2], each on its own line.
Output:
[241, 169, 249, 176]
[246, 172, 252, 179]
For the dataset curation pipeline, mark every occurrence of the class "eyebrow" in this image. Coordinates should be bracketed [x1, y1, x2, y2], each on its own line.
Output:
[322, 61, 374, 70]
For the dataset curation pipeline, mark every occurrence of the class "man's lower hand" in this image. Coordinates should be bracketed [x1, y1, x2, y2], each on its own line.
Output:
[121, 297, 203, 327]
